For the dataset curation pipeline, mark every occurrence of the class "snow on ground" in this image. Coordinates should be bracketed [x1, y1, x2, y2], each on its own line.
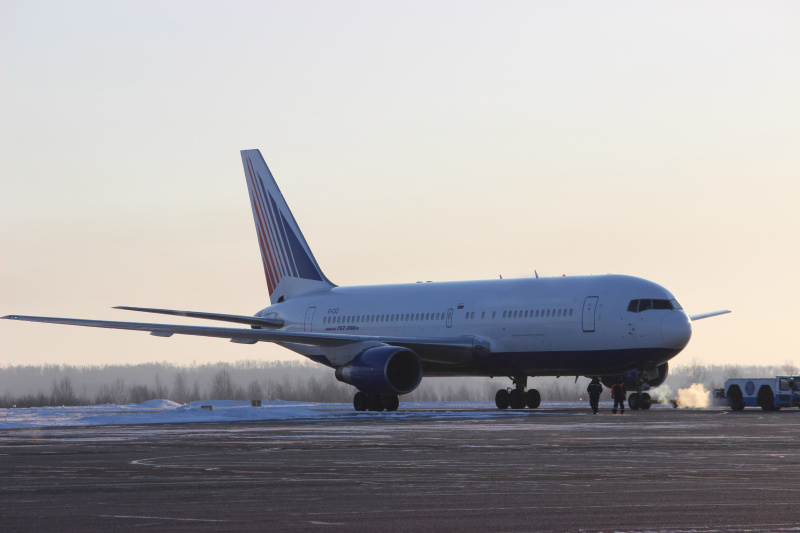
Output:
[0, 400, 675, 429]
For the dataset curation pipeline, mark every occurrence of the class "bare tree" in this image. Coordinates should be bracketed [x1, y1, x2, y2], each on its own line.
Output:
[683, 358, 707, 387]
[51, 377, 76, 405]
[210, 369, 234, 400]
[172, 370, 188, 403]
[129, 384, 154, 404]
[782, 360, 799, 376]
[154, 374, 169, 399]
[246, 380, 263, 400]
[96, 378, 128, 405]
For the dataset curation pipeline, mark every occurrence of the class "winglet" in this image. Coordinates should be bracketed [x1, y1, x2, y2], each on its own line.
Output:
[689, 310, 731, 321]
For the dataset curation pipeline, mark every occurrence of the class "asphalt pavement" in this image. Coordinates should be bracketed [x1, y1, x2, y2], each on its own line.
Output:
[1, 406, 798, 532]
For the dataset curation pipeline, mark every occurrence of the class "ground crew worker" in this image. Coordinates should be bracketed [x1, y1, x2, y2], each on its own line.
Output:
[611, 377, 626, 414]
[587, 378, 603, 414]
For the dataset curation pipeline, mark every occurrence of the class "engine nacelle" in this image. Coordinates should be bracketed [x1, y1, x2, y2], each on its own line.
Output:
[334, 346, 423, 396]
[602, 362, 669, 390]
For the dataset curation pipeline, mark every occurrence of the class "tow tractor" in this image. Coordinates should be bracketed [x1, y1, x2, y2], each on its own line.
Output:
[716, 376, 800, 411]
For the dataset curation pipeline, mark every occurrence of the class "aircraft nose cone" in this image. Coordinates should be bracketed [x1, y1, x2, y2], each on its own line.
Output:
[661, 312, 692, 350]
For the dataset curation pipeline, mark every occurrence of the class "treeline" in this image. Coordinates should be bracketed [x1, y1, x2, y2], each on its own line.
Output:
[0, 359, 797, 408]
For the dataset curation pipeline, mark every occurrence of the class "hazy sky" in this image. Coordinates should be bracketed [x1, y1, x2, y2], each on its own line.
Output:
[2, 1, 798, 370]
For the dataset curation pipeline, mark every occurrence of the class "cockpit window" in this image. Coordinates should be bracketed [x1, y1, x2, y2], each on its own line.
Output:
[653, 299, 672, 310]
[628, 299, 681, 313]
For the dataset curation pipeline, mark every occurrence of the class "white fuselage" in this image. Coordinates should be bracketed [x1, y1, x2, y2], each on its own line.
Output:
[257, 274, 692, 378]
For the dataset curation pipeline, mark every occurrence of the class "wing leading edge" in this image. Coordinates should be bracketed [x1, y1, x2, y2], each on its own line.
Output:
[1, 314, 484, 365]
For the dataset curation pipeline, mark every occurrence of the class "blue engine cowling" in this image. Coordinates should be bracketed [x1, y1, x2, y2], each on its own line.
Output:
[334, 346, 423, 395]
[602, 362, 669, 390]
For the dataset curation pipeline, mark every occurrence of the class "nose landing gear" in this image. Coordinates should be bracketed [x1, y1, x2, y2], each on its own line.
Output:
[627, 369, 652, 410]
[495, 376, 540, 409]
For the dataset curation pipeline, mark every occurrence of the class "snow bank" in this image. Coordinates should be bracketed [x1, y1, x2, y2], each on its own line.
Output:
[0, 399, 333, 429]
[0, 400, 675, 429]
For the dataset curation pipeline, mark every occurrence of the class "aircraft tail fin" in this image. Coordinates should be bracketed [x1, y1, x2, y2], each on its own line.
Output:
[241, 149, 335, 303]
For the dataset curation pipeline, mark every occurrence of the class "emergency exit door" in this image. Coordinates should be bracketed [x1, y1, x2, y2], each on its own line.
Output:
[582, 297, 598, 333]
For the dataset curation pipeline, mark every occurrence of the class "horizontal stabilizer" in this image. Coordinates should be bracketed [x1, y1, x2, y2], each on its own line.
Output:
[689, 310, 731, 321]
[113, 306, 284, 328]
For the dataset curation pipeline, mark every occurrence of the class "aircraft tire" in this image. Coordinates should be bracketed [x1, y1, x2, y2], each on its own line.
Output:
[367, 394, 385, 412]
[641, 392, 652, 410]
[353, 392, 367, 412]
[509, 389, 526, 409]
[727, 386, 745, 411]
[526, 389, 541, 409]
[495, 389, 510, 409]
[628, 393, 640, 411]
[385, 395, 399, 412]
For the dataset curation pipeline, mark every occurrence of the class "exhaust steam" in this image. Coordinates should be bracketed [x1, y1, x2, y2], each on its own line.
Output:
[676, 383, 711, 409]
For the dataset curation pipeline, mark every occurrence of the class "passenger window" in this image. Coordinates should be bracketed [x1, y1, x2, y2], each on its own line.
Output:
[546, 310, 550, 317]
[535, 310, 539, 318]
[569, 309, 573, 316]
[503, 311, 507, 318]
[481, 311, 485, 319]
[492, 311, 496, 318]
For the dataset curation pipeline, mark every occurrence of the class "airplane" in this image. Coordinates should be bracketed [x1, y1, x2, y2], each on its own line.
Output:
[3, 149, 730, 412]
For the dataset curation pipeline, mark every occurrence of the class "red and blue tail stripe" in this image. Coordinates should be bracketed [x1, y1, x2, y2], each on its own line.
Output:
[242, 150, 327, 297]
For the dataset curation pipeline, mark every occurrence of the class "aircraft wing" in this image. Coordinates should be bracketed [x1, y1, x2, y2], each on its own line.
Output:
[689, 310, 732, 321]
[1, 314, 483, 364]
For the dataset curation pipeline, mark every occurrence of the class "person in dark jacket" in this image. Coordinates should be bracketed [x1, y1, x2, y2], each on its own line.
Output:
[587, 378, 603, 414]
[611, 378, 626, 414]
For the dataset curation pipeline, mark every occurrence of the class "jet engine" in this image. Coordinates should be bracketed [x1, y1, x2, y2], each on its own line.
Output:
[602, 362, 669, 390]
[334, 346, 423, 396]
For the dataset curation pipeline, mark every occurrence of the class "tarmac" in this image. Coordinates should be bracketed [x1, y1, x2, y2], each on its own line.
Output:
[1, 406, 798, 532]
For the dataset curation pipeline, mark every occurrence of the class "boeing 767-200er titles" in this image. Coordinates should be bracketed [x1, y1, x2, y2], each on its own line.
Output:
[4, 150, 731, 411]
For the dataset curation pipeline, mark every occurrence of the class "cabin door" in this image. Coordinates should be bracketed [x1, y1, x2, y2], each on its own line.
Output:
[304, 307, 316, 332]
[582, 297, 598, 333]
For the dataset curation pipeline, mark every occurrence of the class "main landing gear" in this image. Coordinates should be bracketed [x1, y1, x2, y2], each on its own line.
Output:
[495, 375, 540, 409]
[353, 391, 399, 412]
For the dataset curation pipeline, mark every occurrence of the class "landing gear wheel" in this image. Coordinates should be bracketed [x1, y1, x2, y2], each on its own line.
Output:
[495, 389, 510, 409]
[640, 392, 651, 410]
[628, 393, 641, 411]
[353, 391, 367, 412]
[728, 386, 744, 410]
[367, 394, 385, 412]
[509, 389, 526, 409]
[526, 389, 541, 409]
[384, 395, 399, 412]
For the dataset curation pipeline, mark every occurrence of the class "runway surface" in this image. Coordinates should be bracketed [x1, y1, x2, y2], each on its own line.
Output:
[1, 406, 798, 532]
